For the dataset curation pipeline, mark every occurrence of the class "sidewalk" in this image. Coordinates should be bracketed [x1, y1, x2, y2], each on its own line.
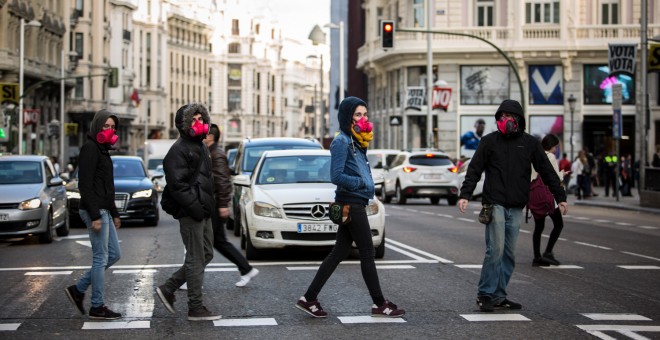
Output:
[571, 183, 660, 215]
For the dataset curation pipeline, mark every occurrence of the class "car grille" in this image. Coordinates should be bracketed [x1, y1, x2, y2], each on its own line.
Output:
[115, 193, 129, 212]
[282, 203, 332, 221]
[281, 232, 337, 241]
[0, 203, 18, 210]
[0, 221, 32, 232]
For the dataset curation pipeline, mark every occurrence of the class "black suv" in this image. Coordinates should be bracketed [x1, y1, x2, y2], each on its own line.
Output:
[228, 138, 322, 236]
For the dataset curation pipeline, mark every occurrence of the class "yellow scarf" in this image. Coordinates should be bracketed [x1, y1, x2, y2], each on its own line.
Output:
[351, 127, 373, 148]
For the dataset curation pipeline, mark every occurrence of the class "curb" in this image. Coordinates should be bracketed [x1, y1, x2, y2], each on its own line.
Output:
[574, 200, 660, 215]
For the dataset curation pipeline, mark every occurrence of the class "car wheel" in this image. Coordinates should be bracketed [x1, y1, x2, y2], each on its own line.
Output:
[375, 232, 385, 259]
[39, 210, 54, 244]
[430, 197, 440, 205]
[145, 217, 158, 226]
[395, 183, 407, 205]
[447, 196, 458, 206]
[245, 232, 261, 260]
[380, 185, 392, 203]
[56, 211, 70, 237]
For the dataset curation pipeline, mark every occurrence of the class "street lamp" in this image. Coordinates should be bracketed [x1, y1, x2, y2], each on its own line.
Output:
[308, 25, 326, 140]
[567, 94, 577, 161]
[18, 18, 41, 155]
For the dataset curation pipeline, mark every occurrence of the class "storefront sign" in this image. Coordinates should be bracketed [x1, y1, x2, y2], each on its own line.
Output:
[608, 44, 636, 77]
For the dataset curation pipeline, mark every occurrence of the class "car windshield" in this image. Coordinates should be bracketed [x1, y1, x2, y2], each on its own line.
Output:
[227, 149, 237, 167]
[242, 144, 321, 172]
[409, 154, 453, 166]
[256, 155, 331, 185]
[147, 158, 163, 171]
[367, 154, 381, 169]
[113, 159, 146, 178]
[0, 161, 42, 184]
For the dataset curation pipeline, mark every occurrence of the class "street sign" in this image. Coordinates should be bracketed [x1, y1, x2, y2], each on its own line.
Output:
[650, 44, 660, 73]
[432, 87, 452, 111]
[612, 109, 622, 140]
[612, 83, 622, 110]
[1, 83, 19, 105]
[389, 115, 402, 126]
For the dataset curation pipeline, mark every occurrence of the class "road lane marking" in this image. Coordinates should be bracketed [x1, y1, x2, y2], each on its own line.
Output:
[76, 240, 92, 248]
[621, 251, 660, 262]
[574, 241, 612, 250]
[214, 318, 277, 327]
[205, 268, 239, 272]
[0, 323, 20, 331]
[457, 218, 475, 223]
[338, 316, 406, 324]
[385, 238, 454, 263]
[82, 321, 150, 329]
[594, 219, 610, 223]
[61, 235, 89, 239]
[461, 314, 530, 321]
[542, 265, 583, 269]
[407, 209, 419, 213]
[455, 264, 482, 269]
[576, 325, 660, 338]
[286, 265, 416, 271]
[615, 222, 633, 226]
[386, 243, 435, 262]
[113, 269, 158, 274]
[617, 265, 660, 270]
[420, 211, 435, 215]
[582, 313, 652, 321]
[639, 226, 658, 230]
[24, 271, 72, 275]
[436, 214, 454, 218]
[574, 217, 590, 220]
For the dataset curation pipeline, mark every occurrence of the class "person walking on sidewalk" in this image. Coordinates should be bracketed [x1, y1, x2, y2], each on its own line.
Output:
[572, 150, 589, 200]
[603, 152, 617, 197]
[295, 96, 405, 318]
[458, 100, 568, 313]
[204, 124, 259, 287]
[558, 153, 571, 189]
[155, 103, 220, 321]
[531, 134, 567, 267]
[64, 109, 122, 320]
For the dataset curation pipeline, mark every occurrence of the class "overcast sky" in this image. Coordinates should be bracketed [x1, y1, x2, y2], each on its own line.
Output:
[257, 0, 332, 43]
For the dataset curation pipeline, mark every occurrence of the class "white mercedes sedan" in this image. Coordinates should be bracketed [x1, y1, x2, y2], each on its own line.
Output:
[232, 149, 386, 260]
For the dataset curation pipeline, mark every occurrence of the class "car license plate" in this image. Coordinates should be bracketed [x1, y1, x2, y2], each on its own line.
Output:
[424, 174, 443, 180]
[115, 200, 125, 209]
[297, 223, 338, 233]
[0, 214, 8, 221]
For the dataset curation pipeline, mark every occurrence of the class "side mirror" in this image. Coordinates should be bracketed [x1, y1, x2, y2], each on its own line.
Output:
[233, 174, 251, 186]
[151, 174, 164, 180]
[48, 177, 64, 187]
[383, 165, 390, 171]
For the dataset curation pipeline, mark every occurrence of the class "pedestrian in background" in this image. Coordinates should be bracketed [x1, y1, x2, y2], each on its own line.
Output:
[65, 109, 122, 320]
[530, 134, 567, 267]
[295, 96, 405, 318]
[458, 99, 568, 312]
[653, 145, 660, 167]
[203, 123, 259, 287]
[51, 156, 60, 175]
[558, 152, 571, 189]
[156, 103, 220, 321]
[603, 152, 617, 197]
[572, 150, 589, 200]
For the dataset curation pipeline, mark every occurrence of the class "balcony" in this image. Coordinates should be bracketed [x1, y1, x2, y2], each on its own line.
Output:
[70, 8, 82, 27]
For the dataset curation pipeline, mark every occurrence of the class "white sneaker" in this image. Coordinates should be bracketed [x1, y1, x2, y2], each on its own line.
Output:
[235, 268, 259, 287]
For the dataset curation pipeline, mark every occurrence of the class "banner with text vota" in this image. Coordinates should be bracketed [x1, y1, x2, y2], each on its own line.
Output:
[608, 44, 637, 77]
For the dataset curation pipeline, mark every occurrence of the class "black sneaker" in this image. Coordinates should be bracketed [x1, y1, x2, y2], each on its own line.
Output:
[64, 285, 85, 315]
[188, 306, 221, 321]
[542, 252, 561, 266]
[156, 285, 176, 314]
[476, 296, 494, 312]
[89, 305, 122, 320]
[371, 300, 405, 318]
[532, 257, 551, 267]
[295, 296, 327, 318]
[494, 299, 522, 310]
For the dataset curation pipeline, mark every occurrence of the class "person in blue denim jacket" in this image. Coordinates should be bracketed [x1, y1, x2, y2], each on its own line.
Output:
[295, 96, 405, 318]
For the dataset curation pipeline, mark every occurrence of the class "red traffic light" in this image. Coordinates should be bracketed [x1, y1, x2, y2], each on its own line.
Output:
[384, 23, 393, 32]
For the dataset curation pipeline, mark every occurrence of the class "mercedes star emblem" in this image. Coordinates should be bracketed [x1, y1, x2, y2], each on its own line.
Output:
[310, 204, 326, 219]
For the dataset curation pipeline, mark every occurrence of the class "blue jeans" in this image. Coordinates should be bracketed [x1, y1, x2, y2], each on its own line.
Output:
[76, 209, 121, 308]
[478, 205, 521, 304]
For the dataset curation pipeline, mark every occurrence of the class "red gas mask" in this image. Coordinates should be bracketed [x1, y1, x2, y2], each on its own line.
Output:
[353, 117, 373, 133]
[497, 116, 518, 135]
[188, 120, 209, 137]
[96, 128, 119, 145]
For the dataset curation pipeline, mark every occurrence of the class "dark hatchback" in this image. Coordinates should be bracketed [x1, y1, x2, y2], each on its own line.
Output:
[66, 156, 159, 226]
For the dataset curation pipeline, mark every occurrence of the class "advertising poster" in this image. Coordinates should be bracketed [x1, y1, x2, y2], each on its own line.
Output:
[459, 115, 497, 158]
[528, 115, 565, 157]
[460, 66, 510, 105]
[529, 65, 563, 105]
[583, 65, 635, 105]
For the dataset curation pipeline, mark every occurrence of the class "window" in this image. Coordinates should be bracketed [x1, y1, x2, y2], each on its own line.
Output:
[460, 65, 511, 105]
[583, 65, 635, 105]
[413, 0, 424, 28]
[228, 43, 240, 54]
[228, 64, 242, 86]
[146, 33, 151, 86]
[75, 78, 83, 98]
[232, 19, 240, 35]
[476, 0, 494, 27]
[525, 0, 559, 24]
[601, 0, 619, 25]
[228, 90, 241, 111]
[75, 33, 83, 59]
[255, 24, 260, 34]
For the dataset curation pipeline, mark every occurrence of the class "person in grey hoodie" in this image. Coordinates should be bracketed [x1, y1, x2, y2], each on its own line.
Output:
[295, 96, 405, 318]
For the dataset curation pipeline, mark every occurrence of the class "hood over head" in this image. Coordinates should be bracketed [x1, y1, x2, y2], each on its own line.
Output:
[175, 103, 211, 140]
[88, 109, 118, 140]
[337, 96, 368, 135]
[494, 99, 525, 133]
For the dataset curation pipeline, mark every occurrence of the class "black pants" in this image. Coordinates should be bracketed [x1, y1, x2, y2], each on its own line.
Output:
[211, 208, 252, 275]
[532, 208, 564, 258]
[304, 204, 385, 306]
[604, 169, 616, 196]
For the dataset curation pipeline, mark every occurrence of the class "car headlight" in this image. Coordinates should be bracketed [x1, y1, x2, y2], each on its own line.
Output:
[66, 191, 81, 199]
[366, 200, 379, 216]
[132, 189, 153, 198]
[19, 198, 41, 210]
[253, 202, 282, 218]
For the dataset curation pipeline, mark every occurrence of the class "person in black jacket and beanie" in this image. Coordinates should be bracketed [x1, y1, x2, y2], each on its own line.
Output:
[155, 103, 220, 321]
[458, 99, 568, 312]
[65, 109, 122, 320]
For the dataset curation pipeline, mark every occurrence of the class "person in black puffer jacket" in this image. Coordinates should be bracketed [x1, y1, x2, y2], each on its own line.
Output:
[458, 99, 568, 313]
[155, 103, 221, 321]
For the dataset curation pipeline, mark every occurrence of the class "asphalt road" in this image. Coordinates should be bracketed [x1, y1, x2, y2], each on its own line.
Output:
[0, 199, 658, 339]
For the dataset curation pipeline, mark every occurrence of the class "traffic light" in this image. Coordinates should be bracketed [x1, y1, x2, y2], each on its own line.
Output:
[0, 111, 7, 142]
[381, 20, 394, 49]
[108, 67, 119, 88]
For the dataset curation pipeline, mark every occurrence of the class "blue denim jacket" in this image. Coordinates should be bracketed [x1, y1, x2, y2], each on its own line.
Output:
[330, 131, 374, 204]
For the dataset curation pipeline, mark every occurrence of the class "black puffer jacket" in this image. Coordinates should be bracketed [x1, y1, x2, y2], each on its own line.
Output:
[460, 100, 566, 207]
[162, 103, 215, 221]
[78, 110, 120, 221]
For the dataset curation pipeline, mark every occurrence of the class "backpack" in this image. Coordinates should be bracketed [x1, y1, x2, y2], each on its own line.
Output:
[526, 176, 555, 222]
